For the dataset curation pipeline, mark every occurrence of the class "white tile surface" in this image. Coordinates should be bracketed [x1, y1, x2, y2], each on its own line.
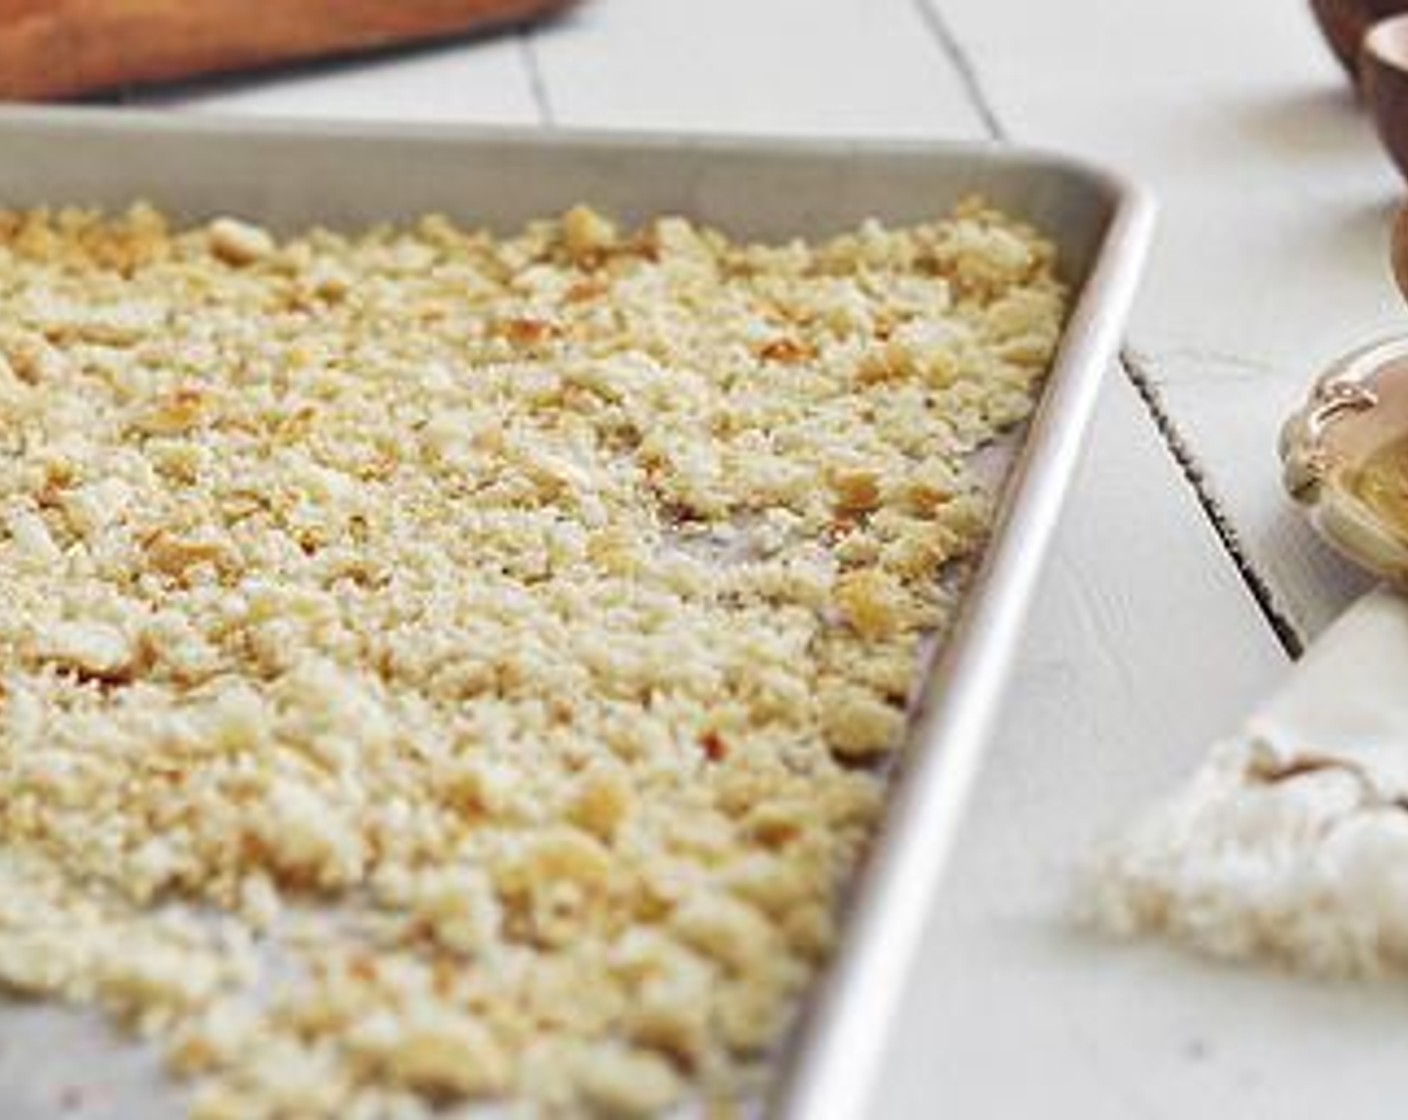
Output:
[530, 0, 987, 138]
[135, 34, 539, 125]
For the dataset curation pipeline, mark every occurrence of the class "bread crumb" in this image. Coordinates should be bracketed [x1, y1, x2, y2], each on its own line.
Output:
[820, 683, 904, 760]
[576, 1043, 683, 1117]
[835, 569, 908, 639]
[30, 620, 134, 681]
[208, 216, 274, 265]
[383, 1011, 508, 1100]
[0, 199, 1063, 1117]
[562, 204, 618, 262]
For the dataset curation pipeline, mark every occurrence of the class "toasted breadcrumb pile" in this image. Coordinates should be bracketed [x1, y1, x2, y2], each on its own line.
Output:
[0, 200, 1063, 1117]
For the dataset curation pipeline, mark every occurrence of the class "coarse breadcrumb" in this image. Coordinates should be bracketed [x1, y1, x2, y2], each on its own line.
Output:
[0, 199, 1065, 1116]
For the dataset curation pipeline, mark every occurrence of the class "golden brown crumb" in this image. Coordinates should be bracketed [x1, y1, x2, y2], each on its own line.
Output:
[207, 216, 275, 266]
[0, 199, 1063, 1116]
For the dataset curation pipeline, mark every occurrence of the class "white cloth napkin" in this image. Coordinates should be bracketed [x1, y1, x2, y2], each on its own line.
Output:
[1088, 588, 1408, 975]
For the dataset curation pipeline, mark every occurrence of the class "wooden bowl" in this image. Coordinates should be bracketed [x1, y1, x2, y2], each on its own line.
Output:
[1393, 203, 1408, 301]
[1311, 0, 1408, 77]
[1363, 14, 1408, 179]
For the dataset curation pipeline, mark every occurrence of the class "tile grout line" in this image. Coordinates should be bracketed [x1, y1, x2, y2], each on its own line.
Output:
[914, 0, 1301, 658]
[518, 30, 556, 127]
[1122, 348, 1304, 657]
[910, 0, 1006, 140]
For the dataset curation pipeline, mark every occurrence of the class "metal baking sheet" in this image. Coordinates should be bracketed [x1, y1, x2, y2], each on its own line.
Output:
[0, 107, 1154, 1120]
